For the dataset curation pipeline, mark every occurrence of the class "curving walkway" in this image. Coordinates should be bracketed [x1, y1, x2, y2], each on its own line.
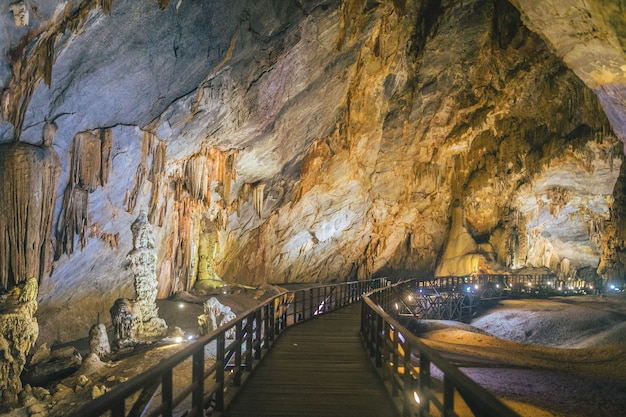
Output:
[223, 303, 399, 417]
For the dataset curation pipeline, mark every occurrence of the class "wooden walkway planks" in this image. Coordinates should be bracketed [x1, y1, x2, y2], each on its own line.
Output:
[223, 303, 399, 417]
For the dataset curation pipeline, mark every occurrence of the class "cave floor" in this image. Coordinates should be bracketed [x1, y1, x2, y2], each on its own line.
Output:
[5, 291, 626, 417]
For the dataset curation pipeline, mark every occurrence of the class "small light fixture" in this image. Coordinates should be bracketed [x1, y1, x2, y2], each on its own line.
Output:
[413, 391, 421, 404]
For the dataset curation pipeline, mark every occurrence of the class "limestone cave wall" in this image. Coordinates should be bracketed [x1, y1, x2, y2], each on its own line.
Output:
[0, 0, 624, 346]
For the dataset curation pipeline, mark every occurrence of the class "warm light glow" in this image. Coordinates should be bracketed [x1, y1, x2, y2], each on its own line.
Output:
[394, 303, 399, 310]
[174, 336, 183, 343]
[413, 391, 421, 404]
[179, 303, 185, 309]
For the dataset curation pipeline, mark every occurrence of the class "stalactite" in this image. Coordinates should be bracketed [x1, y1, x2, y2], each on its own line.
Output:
[546, 186, 570, 218]
[0, 141, 60, 288]
[157, 0, 170, 10]
[100, 0, 114, 14]
[184, 153, 212, 203]
[223, 151, 238, 204]
[252, 183, 266, 217]
[125, 131, 157, 214]
[43, 36, 55, 88]
[5, 0, 116, 139]
[100, 128, 113, 185]
[71, 132, 102, 192]
[55, 130, 107, 259]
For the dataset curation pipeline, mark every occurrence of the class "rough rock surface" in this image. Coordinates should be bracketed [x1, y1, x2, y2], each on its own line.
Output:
[0, 0, 623, 350]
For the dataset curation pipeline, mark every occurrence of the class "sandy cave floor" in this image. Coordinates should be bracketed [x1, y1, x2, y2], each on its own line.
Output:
[418, 293, 626, 417]
[4, 290, 626, 417]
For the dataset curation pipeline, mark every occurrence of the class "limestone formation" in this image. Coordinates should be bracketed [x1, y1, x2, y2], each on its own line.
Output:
[0, 278, 39, 408]
[198, 297, 236, 339]
[193, 218, 224, 293]
[435, 202, 507, 277]
[0, 139, 61, 288]
[1, 0, 626, 347]
[109, 298, 138, 350]
[127, 212, 167, 337]
[88, 323, 111, 359]
[8, 2, 28, 27]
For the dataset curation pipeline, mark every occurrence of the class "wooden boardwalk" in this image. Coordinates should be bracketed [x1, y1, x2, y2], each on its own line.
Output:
[223, 303, 399, 417]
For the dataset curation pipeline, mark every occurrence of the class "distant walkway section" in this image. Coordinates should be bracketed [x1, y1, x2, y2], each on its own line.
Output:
[223, 303, 399, 417]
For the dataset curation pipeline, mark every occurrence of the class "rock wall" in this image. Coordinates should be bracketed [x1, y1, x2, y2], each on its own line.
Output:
[0, 0, 623, 345]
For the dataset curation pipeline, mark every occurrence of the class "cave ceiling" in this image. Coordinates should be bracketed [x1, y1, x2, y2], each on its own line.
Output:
[1, 0, 626, 344]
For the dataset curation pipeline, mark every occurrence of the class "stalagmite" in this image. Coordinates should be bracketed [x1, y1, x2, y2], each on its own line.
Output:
[0, 278, 39, 408]
[197, 297, 236, 338]
[126, 211, 167, 337]
[88, 323, 111, 359]
[194, 218, 223, 293]
[109, 298, 139, 350]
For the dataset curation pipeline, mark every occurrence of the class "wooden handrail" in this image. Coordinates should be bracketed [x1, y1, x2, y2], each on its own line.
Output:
[66, 278, 388, 417]
[361, 280, 521, 417]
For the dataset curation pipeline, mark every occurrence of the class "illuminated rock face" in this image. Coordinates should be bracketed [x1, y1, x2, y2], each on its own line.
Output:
[0, 0, 624, 345]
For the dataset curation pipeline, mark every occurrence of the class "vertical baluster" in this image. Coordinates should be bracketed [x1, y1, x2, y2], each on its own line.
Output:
[246, 313, 253, 369]
[255, 309, 263, 359]
[111, 400, 124, 417]
[443, 374, 455, 416]
[215, 334, 225, 411]
[402, 341, 412, 417]
[234, 321, 243, 386]
[193, 348, 205, 415]
[419, 352, 431, 417]
[293, 291, 298, 325]
[162, 369, 173, 417]
[392, 327, 399, 396]
[375, 314, 383, 367]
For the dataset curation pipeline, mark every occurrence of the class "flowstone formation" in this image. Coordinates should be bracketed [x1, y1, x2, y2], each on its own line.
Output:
[0, 122, 60, 407]
[126, 212, 167, 338]
[0, 278, 39, 408]
[436, 202, 506, 277]
[198, 297, 236, 339]
[194, 218, 224, 294]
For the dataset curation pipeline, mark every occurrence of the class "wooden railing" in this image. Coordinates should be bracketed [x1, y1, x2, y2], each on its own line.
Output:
[66, 278, 387, 417]
[361, 279, 521, 417]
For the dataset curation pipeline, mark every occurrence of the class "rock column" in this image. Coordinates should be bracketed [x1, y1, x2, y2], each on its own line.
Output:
[127, 212, 167, 337]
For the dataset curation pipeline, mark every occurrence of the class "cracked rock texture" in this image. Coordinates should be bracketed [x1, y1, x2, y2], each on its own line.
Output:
[0, 0, 625, 347]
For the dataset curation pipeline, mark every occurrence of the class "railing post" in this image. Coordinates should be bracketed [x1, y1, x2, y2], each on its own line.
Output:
[246, 314, 254, 367]
[293, 291, 298, 324]
[369, 310, 377, 358]
[382, 322, 390, 378]
[215, 333, 225, 411]
[375, 314, 383, 367]
[391, 327, 399, 396]
[443, 374, 455, 416]
[402, 340, 411, 417]
[192, 348, 204, 416]
[255, 309, 262, 359]
[268, 302, 275, 342]
[162, 369, 173, 417]
[419, 352, 431, 417]
[234, 321, 243, 386]
[309, 288, 315, 318]
[111, 400, 124, 417]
